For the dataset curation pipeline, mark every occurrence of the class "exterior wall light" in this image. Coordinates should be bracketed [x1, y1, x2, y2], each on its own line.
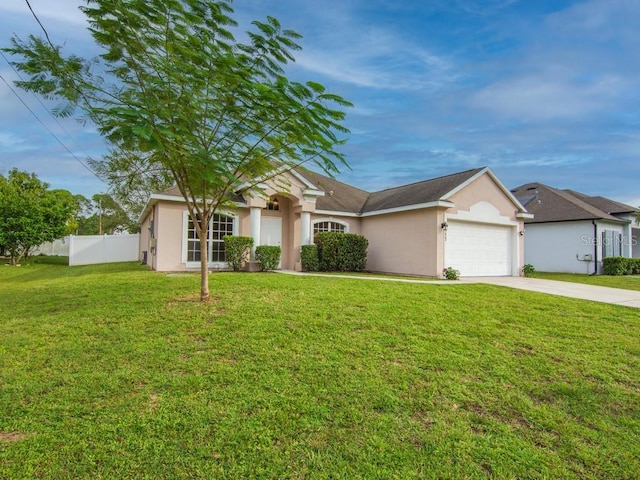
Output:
[519, 230, 525, 236]
[441, 222, 448, 231]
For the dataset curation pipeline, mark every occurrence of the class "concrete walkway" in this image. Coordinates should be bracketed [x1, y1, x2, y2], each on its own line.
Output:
[280, 271, 640, 309]
[460, 276, 640, 309]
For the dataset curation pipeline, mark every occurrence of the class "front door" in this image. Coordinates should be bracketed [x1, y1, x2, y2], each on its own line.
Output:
[260, 217, 282, 268]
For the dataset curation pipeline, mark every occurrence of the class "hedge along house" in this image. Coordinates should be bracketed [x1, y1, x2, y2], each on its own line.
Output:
[138, 166, 531, 276]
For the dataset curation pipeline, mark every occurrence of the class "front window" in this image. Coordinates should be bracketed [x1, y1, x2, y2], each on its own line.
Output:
[313, 221, 347, 234]
[211, 214, 234, 262]
[601, 230, 622, 258]
[186, 216, 201, 262]
[185, 213, 235, 264]
[265, 197, 280, 211]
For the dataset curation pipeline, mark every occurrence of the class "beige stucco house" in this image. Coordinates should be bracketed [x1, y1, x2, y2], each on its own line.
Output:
[139, 166, 531, 277]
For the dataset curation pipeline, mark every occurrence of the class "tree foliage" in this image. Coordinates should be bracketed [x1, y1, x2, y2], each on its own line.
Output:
[76, 193, 138, 235]
[5, 0, 351, 300]
[0, 169, 77, 265]
[89, 149, 174, 221]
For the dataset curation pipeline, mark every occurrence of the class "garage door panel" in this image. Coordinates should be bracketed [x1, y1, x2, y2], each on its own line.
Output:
[445, 221, 512, 276]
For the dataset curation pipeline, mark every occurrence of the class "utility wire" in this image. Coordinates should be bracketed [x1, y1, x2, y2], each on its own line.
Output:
[25, 0, 54, 48]
[0, 1, 106, 184]
[1, 50, 101, 171]
[0, 70, 104, 180]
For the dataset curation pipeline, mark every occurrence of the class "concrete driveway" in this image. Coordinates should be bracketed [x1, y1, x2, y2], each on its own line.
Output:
[281, 271, 640, 309]
[462, 277, 640, 309]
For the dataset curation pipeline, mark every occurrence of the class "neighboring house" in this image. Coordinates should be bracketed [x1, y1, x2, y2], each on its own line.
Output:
[511, 183, 639, 274]
[139, 166, 531, 277]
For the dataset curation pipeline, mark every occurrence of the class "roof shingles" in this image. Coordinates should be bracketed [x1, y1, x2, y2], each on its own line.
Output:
[297, 167, 486, 214]
[511, 183, 635, 223]
[157, 166, 519, 217]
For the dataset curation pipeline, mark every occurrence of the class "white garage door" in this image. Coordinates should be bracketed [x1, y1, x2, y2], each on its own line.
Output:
[444, 221, 513, 276]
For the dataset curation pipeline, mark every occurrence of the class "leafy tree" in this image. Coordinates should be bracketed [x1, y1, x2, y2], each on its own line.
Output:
[5, 0, 351, 301]
[0, 169, 76, 265]
[90, 148, 174, 222]
[76, 193, 138, 235]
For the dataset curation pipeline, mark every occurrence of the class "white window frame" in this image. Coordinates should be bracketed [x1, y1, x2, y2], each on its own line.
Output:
[601, 229, 623, 259]
[312, 219, 349, 236]
[182, 210, 238, 268]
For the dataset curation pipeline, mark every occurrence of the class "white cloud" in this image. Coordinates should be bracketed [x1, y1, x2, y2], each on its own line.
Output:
[471, 71, 627, 120]
[0, 0, 86, 27]
[0, 132, 31, 151]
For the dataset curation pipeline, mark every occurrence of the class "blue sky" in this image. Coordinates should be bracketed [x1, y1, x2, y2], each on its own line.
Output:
[0, 0, 638, 207]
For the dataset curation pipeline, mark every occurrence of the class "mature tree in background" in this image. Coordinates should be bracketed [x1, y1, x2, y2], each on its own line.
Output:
[6, 0, 351, 301]
[76, 193, 138, 235]
[0, 169, 76, 265]
[90, 149, 174, 221]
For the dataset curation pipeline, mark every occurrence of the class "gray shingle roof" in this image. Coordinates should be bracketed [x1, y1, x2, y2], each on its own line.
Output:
[294, 167, 370, 213]
[297, 167, 487, 214]
[362, 168, 484, 213]
[511, 183, 632, 224]
[563, 190, 637, 215]
[157, 166, 509, 216]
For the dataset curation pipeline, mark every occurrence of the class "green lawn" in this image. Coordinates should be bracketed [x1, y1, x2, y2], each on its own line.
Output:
[535, 271, 640, 291]
[1, 261, 639, 479]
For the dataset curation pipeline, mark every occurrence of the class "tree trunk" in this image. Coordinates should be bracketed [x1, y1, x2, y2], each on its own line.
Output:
[199, 210, 210, 302]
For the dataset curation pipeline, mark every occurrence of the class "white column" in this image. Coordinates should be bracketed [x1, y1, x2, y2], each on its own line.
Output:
[250, 207, 261, 257]
[301, 211, 311, 246]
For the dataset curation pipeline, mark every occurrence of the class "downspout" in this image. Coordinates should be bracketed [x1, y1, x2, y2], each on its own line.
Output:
[591, 220, 598, 275]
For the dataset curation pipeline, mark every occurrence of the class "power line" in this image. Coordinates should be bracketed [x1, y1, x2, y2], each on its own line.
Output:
[25, 0, 54, 48]
[0, 69, 104, 181]
[0, 50, 101, 170]
[0, 2, 106, 185]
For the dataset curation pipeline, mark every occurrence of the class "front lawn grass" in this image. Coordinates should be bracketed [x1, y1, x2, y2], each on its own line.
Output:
[1, 262, 639, 479]
[535, 271, 640, 291]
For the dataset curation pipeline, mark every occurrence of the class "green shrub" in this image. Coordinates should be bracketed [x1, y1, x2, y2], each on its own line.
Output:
[522, 264, 536, 278]
[300, 244, 319, 272]
[442, 267, 460, 280]
[316, 232, 341, 271]
[315, 232, 368, 272]
[339, 233, 369, 271]
[602, 256, 630, 276]
[223, 236, 253, 271]
[255, 245, 281, 271]
[630, 258, 640, 275]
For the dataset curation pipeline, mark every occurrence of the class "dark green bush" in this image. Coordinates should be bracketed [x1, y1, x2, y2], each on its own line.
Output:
[316, 232, 341, 271]
[339, 233, 369, 271]
[442, 267, 460, 280]
[522, 263, 536, 277]
[630, 258, 640, 275]
[223, 236, 253, 271]
[602, 256, 631, 276]
[315, 232, 368, 272]
[300, 244, 319, 272]
[255, 245, 281, 271]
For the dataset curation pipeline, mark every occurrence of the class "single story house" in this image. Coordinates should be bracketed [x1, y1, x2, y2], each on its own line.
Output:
[511, 183, 639, 274]
[139, 166, 531, 277]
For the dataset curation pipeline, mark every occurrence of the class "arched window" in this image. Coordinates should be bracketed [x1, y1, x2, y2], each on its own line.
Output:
[312, 220, 348, 234]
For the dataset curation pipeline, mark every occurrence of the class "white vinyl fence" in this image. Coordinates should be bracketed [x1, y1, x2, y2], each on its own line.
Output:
[69, 234, 140, 266]
[32, 236, 71, 256]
